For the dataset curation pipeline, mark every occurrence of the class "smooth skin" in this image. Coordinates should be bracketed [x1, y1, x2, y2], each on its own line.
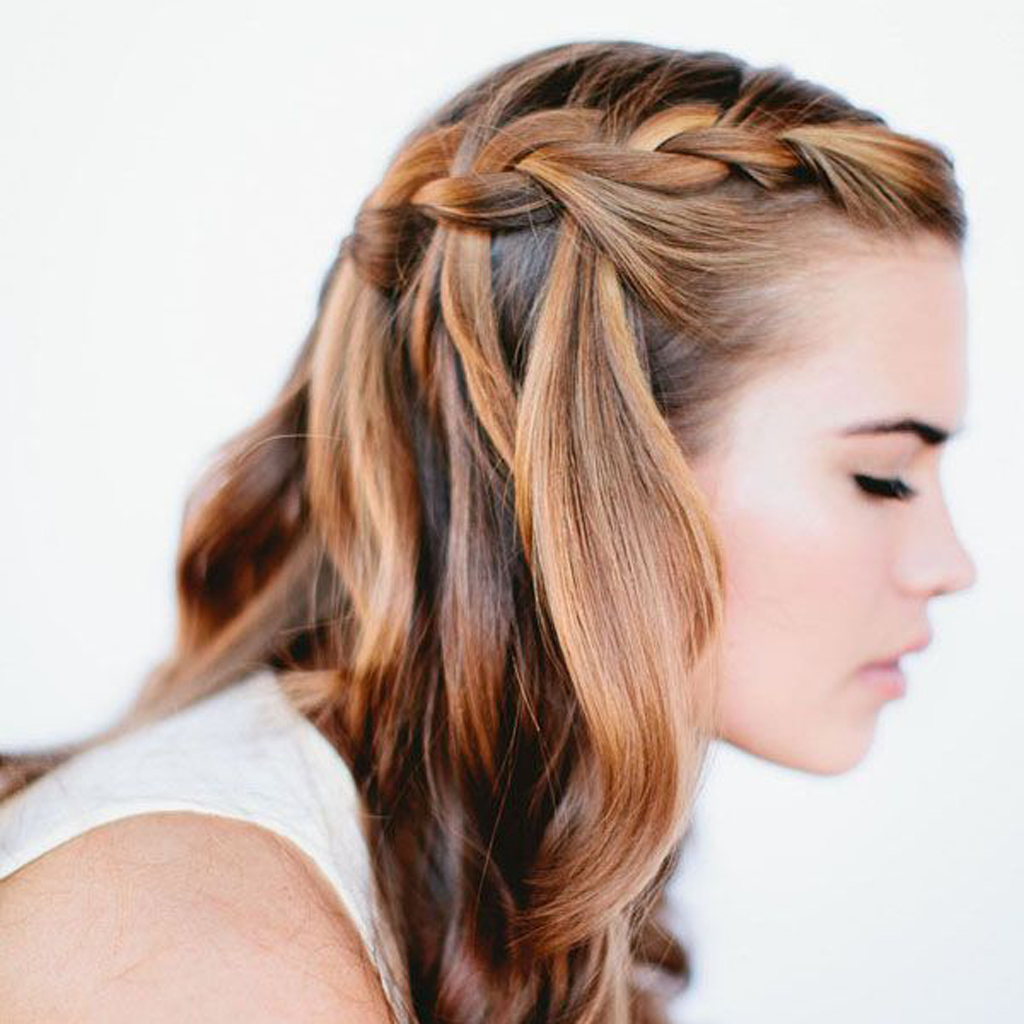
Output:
[0, 812, 398, 1022]
[690, 231, 978, 775]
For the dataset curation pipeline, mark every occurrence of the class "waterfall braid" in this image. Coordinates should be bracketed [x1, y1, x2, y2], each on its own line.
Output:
[2, 40, 966, 1024]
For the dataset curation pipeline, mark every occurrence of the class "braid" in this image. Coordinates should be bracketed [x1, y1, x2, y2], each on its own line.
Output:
[342, 123, 465, 289]
[0, 41, 968, 1024]
[345, 96, 957, 310]
[307, 44, 966, 1022]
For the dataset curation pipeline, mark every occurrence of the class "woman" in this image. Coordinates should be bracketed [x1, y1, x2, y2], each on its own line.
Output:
[0, 39, 975, 1024]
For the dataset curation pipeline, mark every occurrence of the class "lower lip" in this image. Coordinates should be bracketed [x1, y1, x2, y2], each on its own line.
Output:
[858, 661, 907, 699]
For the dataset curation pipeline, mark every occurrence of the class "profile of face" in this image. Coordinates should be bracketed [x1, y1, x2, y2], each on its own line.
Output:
[690, 232, 978, 776]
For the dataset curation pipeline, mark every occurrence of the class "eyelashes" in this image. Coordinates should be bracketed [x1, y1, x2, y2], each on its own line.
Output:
[853, 474, 917, 502]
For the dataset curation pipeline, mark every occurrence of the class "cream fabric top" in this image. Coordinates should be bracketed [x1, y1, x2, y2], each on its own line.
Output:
[0, 669, 412, 1024]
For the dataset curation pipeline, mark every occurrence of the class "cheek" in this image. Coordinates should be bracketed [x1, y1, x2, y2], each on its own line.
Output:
[709, 474, 888, 748]
[716, 476, 868, 654]
[712, 485, 888, 770]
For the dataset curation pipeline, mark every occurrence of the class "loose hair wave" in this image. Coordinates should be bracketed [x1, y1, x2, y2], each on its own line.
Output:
[2, 39, 966, 1024]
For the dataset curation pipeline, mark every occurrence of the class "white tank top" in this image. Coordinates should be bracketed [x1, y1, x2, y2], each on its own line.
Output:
[0, 669, 413, 1024]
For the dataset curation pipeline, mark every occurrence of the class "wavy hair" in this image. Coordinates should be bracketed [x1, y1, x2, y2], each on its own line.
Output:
[2, 39, 965, 1024]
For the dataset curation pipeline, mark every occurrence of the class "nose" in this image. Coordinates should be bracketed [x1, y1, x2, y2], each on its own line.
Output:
[905, 492, 978, 599]
[938, 529, 978, 597]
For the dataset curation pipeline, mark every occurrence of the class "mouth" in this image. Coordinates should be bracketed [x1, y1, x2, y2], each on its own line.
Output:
[857, 659, 907, 699]
[869, 633, 933, 666]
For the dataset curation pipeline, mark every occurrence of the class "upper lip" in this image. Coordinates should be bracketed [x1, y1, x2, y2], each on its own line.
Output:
[866, 633, 933, 666]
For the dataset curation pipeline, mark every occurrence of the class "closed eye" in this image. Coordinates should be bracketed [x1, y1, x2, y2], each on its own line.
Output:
[853, 474, 917, 501]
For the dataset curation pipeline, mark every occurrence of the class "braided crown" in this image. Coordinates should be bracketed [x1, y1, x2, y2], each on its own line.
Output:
[340, 85, 949, 291]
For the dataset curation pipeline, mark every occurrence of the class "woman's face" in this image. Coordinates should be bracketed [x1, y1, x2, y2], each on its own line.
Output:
[690, 232, 977, 775]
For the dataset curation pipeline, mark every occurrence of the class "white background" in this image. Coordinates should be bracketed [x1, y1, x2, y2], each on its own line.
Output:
[2, 2, 1021, 1021]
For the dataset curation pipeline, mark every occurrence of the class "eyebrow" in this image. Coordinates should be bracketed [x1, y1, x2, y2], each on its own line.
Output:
[838, 417, 962, 446]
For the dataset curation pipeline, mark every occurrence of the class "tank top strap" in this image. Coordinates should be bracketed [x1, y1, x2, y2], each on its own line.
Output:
[0, 669, 413, 1024]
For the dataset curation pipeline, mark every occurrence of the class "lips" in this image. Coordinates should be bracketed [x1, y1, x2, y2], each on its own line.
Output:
[858, 660, 908, 699]
[865, 632, 932, 669]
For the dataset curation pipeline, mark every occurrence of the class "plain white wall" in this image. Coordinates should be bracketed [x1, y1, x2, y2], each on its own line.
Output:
[2, 2, 1020, 1021]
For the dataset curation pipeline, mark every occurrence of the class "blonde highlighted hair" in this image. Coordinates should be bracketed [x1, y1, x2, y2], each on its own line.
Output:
[2, 40, 965, 1024]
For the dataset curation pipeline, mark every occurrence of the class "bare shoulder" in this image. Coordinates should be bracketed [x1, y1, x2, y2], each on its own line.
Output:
[0, 811, 397, 1023]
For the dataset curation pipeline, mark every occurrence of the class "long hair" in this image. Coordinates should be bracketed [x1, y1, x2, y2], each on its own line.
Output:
[1, 40, 965, 1024]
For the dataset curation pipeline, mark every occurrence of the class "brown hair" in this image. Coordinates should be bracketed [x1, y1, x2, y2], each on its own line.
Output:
[2, 39, 965, 1024]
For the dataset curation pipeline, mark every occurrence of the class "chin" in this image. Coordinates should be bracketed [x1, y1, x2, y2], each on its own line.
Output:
[722, 734, 873, 777]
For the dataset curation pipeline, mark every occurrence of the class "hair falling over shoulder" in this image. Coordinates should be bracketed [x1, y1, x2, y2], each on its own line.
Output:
[3, 39, 966, 1024]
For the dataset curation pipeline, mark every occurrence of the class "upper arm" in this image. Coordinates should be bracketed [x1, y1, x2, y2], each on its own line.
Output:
[0, 811, 397, 1023]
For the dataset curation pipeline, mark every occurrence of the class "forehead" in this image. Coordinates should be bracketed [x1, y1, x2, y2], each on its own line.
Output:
[723, 234, 968, 448]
